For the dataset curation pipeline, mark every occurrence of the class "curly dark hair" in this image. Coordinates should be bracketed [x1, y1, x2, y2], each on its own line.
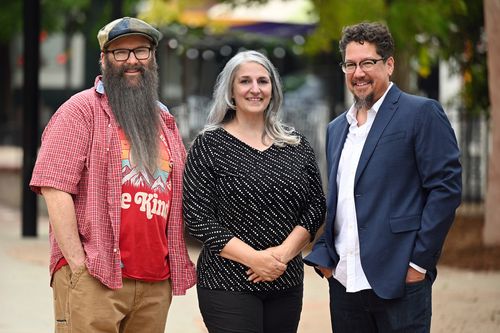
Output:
[339, 22, 395, 61]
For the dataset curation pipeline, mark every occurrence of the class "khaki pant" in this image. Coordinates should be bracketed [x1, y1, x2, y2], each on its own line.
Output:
[52, 265, 172, 333]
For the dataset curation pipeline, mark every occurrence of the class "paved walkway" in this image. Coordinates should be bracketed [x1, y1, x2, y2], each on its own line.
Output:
[0, 142, 497, 333]
[0, 203, 329, 333]
[1, 203, 499, 332]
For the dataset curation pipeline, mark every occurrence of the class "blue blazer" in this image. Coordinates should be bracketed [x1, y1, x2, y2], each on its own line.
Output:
[304, 84, 462, 299]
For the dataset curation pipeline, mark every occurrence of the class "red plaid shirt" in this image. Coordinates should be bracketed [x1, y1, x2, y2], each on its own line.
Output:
[30, 76, 196, 294]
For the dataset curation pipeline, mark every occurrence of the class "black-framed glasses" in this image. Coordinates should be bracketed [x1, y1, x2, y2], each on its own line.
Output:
[106, 47, 152, 61]
[340, 58, 385, 74]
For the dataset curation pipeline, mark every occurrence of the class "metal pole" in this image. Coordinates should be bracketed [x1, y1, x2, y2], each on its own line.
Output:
[111, 0, 123, 19]
[22, 0, 40, 237]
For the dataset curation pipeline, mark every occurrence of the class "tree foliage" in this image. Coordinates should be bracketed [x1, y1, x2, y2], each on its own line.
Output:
[0, 0, 488, 117]
[0, 0, 23, 42]
[139, 0, 208, 25]
[0, 0, 142, 43]
[214, 0, 487, 116]
[437, 0, 488, 117]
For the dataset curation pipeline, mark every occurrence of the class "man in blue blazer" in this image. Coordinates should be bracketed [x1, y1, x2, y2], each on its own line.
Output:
[304, 22, 462, 332]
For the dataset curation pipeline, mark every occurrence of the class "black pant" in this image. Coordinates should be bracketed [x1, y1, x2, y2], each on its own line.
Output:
[197, 284, 303, 333]
[329, 277, 432, 333]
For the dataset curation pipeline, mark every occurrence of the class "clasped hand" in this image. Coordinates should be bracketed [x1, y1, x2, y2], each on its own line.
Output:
[246, 246, 288, 283]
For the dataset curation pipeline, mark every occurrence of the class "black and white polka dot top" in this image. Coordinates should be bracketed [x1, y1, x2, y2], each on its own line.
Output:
[183, 128, 326, 291]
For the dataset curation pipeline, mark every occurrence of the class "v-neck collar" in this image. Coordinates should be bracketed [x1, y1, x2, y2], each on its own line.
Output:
[218, 128, 274, 153]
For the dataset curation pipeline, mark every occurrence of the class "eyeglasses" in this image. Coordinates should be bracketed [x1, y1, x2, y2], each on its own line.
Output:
[106, 47, 152, 61]
[340, 58, 385, 74]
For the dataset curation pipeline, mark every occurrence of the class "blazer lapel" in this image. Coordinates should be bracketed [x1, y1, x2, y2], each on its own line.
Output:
[325, 117, 349, 235]
[354, 85, 401, 186]
[328, 117, 349, 183]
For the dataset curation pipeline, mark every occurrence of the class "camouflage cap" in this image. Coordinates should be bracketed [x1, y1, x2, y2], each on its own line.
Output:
[97, 17, 162, 50]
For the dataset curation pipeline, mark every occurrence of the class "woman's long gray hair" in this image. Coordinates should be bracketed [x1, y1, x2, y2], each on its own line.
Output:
[202, 50, 300, 146]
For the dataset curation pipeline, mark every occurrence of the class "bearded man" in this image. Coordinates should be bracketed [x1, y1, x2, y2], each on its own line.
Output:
[30, 17, 195, 333]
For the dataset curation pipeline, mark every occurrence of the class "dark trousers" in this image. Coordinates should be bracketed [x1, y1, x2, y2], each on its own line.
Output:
[328, 277, 432, 333]
[197, 284, 303, 333]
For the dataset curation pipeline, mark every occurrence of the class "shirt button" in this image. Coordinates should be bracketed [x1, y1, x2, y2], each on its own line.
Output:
[113, 248, 118, 253]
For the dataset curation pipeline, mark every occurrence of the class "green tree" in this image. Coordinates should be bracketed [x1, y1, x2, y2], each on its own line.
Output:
[214, 0, 486, 116]
[0, 0, 141, 144]
[307, 0, 487, 105]
[0, 1, 23, 138]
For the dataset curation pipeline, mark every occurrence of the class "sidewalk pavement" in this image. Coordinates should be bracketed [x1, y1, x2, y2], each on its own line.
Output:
[0, 202, 500, 332]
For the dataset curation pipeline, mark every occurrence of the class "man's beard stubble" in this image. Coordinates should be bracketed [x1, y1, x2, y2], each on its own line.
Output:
[102, 56, 160, 173]
[354, 92, 375, 112]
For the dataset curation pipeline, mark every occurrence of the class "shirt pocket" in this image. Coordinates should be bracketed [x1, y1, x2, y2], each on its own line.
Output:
[389, 215, 421, 233]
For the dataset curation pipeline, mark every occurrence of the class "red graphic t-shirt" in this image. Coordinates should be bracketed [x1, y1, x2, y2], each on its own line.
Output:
[118, 128, 173, 281]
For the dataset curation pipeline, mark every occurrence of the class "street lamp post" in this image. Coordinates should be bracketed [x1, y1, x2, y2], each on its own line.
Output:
[21, 0, 40, 237]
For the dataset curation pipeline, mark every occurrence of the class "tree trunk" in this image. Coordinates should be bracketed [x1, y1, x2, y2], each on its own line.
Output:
[392, 50, 411, 93]
[483, 0, 500, 245]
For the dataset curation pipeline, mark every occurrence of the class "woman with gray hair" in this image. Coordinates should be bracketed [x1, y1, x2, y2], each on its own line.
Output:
[183, 50, 326, 333]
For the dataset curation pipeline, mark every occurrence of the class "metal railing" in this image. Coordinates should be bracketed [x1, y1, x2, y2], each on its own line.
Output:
[174, 95, 488, 208]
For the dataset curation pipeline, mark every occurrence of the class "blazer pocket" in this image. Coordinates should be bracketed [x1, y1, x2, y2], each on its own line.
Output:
[389, 215, 421, 233]
[378, 131, 406, 145]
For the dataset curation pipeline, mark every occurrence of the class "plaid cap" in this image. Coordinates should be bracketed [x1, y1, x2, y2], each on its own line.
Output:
[97, 17, 162, 50]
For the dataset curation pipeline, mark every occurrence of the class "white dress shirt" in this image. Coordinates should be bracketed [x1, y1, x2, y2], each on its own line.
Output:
[333, 83, 392, 292]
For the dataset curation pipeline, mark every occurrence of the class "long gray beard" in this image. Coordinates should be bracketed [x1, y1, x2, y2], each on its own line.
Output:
[354, 92, 375, 112]
[102, 57, 160, 173]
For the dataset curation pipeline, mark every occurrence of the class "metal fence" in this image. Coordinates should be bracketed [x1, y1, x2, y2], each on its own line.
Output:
[174, 90, 488, 207]
[455, 112, 489, 203]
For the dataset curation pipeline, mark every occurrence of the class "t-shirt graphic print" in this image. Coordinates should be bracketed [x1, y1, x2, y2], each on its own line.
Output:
[118, 128, 173, 281]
